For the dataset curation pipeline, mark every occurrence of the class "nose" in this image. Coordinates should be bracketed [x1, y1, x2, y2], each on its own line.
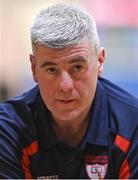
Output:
[58, 71, 74, 92]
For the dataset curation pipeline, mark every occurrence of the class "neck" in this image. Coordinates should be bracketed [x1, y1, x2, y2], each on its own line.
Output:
[51, 113, 90, 147]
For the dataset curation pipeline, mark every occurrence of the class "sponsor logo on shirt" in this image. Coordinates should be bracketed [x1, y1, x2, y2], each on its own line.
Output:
[37, 175, 59, 179]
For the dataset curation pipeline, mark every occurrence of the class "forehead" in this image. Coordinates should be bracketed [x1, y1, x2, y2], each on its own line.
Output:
[33, 38, 93, 63]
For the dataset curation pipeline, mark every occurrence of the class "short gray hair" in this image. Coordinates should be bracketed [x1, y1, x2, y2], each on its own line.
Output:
[31, 4, 100, 53]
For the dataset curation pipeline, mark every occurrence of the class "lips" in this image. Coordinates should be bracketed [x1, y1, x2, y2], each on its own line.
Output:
[60, 99, 75, 103]
[56, 99, 76, 104]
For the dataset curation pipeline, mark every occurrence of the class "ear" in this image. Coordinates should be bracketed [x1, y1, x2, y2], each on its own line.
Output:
[97, 47, 105, 77]
[30, 54, 38, 82]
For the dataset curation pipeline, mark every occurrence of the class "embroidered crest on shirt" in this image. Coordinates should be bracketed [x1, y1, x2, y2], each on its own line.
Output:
[85, 155, 108, 179]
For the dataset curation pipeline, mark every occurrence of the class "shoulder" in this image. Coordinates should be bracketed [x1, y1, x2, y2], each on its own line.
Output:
[99, 77, 138, 109]
[0, 85, 40, 146]
[0, 85, 39, 113]
[98, 77, 138, 140]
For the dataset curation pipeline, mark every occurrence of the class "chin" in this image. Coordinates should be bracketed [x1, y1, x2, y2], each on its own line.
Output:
[52, 110, 80, 122]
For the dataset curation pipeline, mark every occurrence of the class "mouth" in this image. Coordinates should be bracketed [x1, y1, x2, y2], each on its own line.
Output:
[56, 99, 76, 104]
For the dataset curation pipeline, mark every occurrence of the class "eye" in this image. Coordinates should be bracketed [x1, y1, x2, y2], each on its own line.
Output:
[46, 67, 58, 74]
[73, 64, 83, 72]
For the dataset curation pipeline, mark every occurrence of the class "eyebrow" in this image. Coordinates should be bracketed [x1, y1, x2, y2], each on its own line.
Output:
[69, 56, 87, 64]
[40, 56, 87, 68]
[41, 61, 56, 68]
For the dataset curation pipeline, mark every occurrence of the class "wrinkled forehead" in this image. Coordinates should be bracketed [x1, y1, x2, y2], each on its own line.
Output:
[32, 38, 95, 65]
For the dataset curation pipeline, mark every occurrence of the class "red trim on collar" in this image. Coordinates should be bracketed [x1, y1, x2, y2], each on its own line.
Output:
[115, 134, 130, 154]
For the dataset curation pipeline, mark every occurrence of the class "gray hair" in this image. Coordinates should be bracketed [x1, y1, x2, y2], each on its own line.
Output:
[31, 4, 100, 53]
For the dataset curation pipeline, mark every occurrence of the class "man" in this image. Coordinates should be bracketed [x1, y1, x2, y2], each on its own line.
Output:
[0, 4, 138, 179]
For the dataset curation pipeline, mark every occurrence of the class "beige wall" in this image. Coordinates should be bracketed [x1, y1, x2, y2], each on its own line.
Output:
[0, 0, 84, 97]
[1, 0, 138, 99]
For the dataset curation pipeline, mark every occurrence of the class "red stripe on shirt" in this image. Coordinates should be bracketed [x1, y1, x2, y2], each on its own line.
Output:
[115, 135, 130, 153]
[21, 141, 38, 179]
[119, 158, 130, 179]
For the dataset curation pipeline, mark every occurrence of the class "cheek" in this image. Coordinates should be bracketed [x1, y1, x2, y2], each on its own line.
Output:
[77, 65, 98, 98]
[39, 82, 56, 109]
[36, 73, 56, 104]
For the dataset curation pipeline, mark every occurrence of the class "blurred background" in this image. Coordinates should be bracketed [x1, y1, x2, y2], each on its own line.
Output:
[0, 0, 138, 101]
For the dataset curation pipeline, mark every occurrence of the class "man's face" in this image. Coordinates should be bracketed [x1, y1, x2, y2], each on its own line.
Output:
[30, 38, 105, 122]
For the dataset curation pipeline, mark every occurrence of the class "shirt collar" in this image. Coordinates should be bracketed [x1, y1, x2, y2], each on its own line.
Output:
[82, 80, 109, 147]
